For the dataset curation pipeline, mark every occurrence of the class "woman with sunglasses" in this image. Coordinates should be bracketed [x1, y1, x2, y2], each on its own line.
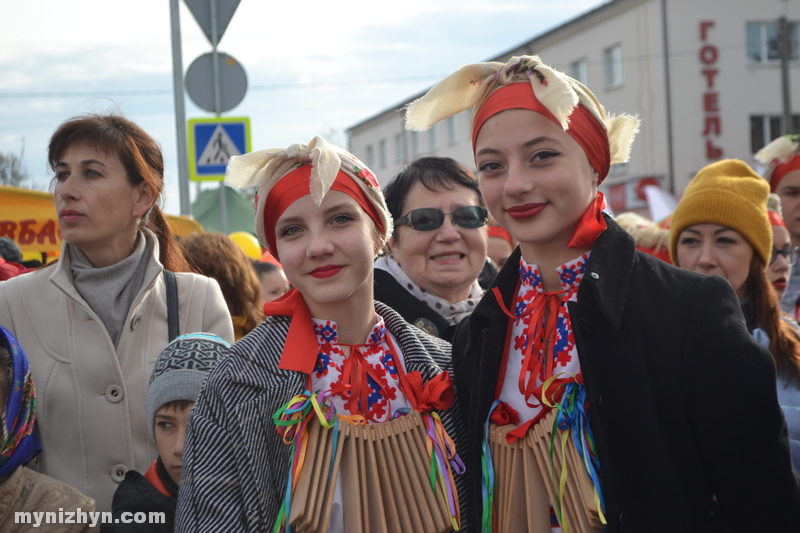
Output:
[375, 156, 490, 341]
[406, 55, 800, 531]
[671, 161, 800, 475]
[176, 138, 470, 531]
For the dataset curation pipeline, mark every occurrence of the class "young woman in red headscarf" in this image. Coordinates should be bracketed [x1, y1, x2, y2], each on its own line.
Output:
[175, 137, 469, 532]
[406, 56, 800, 532]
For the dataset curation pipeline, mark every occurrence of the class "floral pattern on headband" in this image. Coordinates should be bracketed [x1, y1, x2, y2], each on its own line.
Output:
[352, 165, 379, 188]
[500, 57, 548, 87]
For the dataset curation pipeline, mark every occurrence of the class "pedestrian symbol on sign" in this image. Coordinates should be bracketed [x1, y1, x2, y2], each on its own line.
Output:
[198, 125, 240, 165]
[187, 117, 251, 182]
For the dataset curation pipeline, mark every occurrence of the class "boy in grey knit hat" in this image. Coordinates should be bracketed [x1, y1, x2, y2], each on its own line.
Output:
[104, 333, 229, 532]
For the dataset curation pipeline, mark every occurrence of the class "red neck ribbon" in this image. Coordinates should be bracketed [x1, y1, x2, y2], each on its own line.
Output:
[567, 192, 608, 249]
[473, 82, 611, 183]
[265, 288, 319, 374]
[771, 154, 800, 192]
[263, 165, 385, 260]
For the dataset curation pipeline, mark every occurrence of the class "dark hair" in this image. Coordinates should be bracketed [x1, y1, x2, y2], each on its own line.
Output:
[47, 114, 189, 272]
[158, 399, 194, 413]
[252, 261, 281, 276]
[181, 233, 263, 334]
[383, 157, 483, 242]
[745, 254, 800, 383]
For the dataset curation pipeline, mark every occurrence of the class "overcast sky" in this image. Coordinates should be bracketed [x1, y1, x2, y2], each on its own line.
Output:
[1, 0, 606, 215]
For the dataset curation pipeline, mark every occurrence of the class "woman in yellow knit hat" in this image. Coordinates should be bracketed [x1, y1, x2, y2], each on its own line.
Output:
[671, 158, 800, 474]
[406, 54, 800, 532]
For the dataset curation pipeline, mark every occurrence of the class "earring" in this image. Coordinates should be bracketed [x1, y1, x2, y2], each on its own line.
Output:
[133, 210, 141, 225]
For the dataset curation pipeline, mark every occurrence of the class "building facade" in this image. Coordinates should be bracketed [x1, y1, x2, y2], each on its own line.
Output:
[347, 0, 799, 215]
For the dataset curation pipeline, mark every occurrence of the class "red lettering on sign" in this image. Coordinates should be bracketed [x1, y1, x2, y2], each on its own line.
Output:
[0, 221, 17, 239]
[38, 220, 58, 245]
[701, 68, 718, 89]
[706, 140, 724, 159]
[703, 116, 722, 136]
[700, 20, 715, 41]
[703, 93, 719, 113]
[18, 219, 37, 245]
[700, 45, 718, 64]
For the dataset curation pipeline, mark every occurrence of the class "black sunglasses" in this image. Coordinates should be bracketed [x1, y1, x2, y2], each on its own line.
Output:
[770, 245, 800, 267]
[395, 206, 489, 231]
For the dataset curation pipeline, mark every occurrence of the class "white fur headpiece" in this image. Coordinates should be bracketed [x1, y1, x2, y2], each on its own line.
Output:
[404, 55, 639, 165]
[755, 134, 800, 184]
[225, 136, 392, 252]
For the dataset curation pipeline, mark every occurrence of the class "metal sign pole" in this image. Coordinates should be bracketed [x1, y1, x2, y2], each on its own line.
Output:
[209, 0, 227, 234]
[170, 0, 191, 216]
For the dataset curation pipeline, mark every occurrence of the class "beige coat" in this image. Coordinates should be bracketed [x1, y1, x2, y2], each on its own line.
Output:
[0, 466, 96, 532]
[0, 231, 234, 512]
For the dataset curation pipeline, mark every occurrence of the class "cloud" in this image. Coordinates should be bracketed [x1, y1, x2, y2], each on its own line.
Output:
[1, 0, 606, 214]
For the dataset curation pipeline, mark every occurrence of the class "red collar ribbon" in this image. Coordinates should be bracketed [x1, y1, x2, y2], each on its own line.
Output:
[265, 288, 319, 375]
[567, 192, 607, 249]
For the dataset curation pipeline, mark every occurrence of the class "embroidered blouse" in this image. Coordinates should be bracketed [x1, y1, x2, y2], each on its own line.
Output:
[310, 315, 412, 423]
[498, 252, 591, 424]
[307, 315, 413, 533]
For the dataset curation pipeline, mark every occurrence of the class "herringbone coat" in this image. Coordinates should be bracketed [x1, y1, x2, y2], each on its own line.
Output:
[175, 301, 471, 532]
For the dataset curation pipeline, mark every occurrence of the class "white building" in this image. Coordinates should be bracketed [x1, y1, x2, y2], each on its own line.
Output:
[347, 0, 799, 215]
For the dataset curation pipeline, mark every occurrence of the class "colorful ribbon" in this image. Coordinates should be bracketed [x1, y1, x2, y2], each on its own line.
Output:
[480, 400, 502, 533]
[540, 374, 607, 531]
[272, 390, 337, 533]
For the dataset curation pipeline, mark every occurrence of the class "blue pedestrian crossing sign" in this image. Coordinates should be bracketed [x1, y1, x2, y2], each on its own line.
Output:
[188, 117, 251, 181]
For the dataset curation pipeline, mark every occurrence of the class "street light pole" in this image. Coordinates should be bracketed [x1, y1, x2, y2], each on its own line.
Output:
[780, 16, 793, 134]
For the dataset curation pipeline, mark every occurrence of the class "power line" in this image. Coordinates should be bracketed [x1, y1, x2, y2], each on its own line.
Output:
[0, 75, 445, 99]
[0, 40, 777, 100]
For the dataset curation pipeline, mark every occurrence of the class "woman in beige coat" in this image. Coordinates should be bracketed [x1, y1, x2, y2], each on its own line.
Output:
[0, 114, 234, 512]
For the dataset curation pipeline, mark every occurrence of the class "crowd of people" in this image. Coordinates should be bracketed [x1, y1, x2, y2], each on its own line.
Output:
[0, 54, 799, 532]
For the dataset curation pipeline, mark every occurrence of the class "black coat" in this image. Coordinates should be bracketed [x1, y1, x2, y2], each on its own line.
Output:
[373, 268, 457, 341]
[452, 216, 800, 532]
[373, 259, 497, 342]
[103, 463, 176, 533]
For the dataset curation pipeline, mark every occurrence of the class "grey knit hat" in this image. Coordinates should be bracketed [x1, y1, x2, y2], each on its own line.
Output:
[146, 333, 230, 441]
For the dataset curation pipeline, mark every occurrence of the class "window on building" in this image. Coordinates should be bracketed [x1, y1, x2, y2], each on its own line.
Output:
[364, 144, 374, 168]
[379, 138, 387, 168]
[750, 114, 800, 153]
[607, 162, 629, 177]
[395, 133, 407, 163]
[411, 131, 421, 156]
[571, 58, 588, 85]
[604, 44, 623, 89]
[747, 21, 799, 64]
[429, 124, 439, 151]
[447, 116, 459, 144]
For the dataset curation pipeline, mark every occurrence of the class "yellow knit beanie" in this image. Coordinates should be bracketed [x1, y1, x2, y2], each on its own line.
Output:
[669, 159, 772, 266]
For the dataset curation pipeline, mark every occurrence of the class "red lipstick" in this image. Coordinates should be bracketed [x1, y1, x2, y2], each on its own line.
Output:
[59, 209, 83, 223]
[507, 203, 547, 220]
[310, 265, 343, 279]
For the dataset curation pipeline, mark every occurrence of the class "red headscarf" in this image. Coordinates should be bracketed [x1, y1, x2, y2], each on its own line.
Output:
[473, 82, 609, 248]
[262, 164, 385, 261]
[770, 154, 800, 192]
[261, 165, 386, 374]
[473, 82, 611, 183]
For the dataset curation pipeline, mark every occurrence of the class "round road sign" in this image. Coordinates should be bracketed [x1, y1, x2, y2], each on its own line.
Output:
[185, 52, 247, 113]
